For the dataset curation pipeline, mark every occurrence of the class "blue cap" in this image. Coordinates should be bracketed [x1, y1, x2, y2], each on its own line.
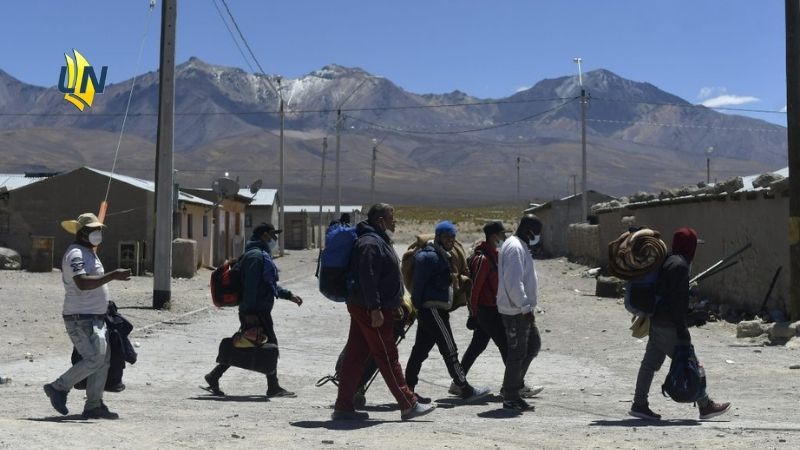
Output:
[435, 220, 457, 237]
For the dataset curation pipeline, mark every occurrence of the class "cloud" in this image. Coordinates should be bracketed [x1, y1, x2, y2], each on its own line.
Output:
[701, 95, 760, 108]
[515, 85, 532, 93]
[697, 86, 727, 100]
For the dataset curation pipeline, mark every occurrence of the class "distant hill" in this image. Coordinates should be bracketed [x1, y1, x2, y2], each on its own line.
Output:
[0, 58, 787, 204]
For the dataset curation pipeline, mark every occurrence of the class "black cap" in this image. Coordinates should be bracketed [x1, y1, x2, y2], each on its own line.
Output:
[253, 222, 282, 238]
[483, 221, 508, 236]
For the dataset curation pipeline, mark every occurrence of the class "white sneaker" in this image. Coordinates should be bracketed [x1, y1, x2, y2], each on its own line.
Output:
[461, 385, 491, 403]
[401, 402, 436, 421]
[520, 385, 544, 398]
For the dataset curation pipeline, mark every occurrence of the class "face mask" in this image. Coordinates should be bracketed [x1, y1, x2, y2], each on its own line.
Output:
[496, 238, 505, 249]
[88, 230, 103, 246]
[384, 229, 394, 241]
[529, 234, 540, 246]
[267, 239, 278, 253]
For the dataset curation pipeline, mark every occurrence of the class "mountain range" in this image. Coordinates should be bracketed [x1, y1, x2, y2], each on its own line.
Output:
[0, 57, 788, 205]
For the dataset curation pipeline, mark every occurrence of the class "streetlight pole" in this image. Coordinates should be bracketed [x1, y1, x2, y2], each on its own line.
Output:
[318, 137, 327, 249]
[574, 57, 588, 222]
[371, 139, 377, 205]
[785, 0, 800, 320]
[705, 146, 714, 184]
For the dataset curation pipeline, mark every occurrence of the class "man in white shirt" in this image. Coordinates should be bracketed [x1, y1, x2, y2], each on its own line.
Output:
[44, 213, 130, 419]
[496, 214, 543, 411]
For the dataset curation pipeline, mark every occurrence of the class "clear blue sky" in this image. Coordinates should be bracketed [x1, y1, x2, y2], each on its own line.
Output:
[2, 0, 788, 124]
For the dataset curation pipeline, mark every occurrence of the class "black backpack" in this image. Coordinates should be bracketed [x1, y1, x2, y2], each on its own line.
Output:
[662, 344, 707, 403]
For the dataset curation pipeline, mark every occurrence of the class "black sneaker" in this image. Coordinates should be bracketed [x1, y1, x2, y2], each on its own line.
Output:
[203, 373, 225, 396]
[503, 398, 531, 411]
[629, 403, 661, 420]
[267, 387, 297, 398]
[43, 383, 68, 415]
[415, 393, 432, 404]
[82, 403, 119, 420]
[106, 382, 126, 393]
[331, 409, 369, 420]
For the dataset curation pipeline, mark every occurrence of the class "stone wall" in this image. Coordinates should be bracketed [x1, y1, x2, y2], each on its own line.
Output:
[567, 223, 602, 266]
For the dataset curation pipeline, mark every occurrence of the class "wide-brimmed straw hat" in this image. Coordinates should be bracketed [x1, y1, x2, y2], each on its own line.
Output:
[61, 212, 106, 235]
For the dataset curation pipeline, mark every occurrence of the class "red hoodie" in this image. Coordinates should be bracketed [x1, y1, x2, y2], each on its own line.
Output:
[468, 241, 499, 316]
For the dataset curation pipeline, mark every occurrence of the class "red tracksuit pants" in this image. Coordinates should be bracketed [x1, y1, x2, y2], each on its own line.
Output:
[334, 304, 416, 411]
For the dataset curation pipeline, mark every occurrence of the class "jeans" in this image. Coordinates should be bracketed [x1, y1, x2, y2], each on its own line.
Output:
[633, 323, 709, 407]
[52, 317, 110, 410]
[501, 314, 541, 401]
[461, 306, 508, 375]
[405, 308, 468, 390]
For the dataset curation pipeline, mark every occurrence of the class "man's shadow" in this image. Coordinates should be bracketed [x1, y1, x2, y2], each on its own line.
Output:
[290, 419, 410, 431]
[590, 418, 703, 427]
[189, 394, 268, 403]
[25, 415, 94, 423]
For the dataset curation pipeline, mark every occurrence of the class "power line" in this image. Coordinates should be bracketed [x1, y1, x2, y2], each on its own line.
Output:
[592, 96, 788, 116]
[218, 0, 279, 96]
[211, 0, 256, 74]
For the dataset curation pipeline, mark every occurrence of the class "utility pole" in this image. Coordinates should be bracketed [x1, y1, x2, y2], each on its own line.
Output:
[786, 0, 800, 320]
[574, 57, 589, 222]
[335, 109, 342, 214]
[516, 155, 521, 203]
[153, 0, 176, 309]
[278, 78, 285, 256]
[318, 137, 327, 249]
[371, 140, 377, 205]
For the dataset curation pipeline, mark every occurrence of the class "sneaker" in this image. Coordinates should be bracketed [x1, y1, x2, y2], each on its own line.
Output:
[520, 385, 544, 398]
[401, 402, 436, 421]
[267, 387, 297, 398]
[43, 383, 68, 416]
[82, 403, 119, 420]
[415, 393, 432, 404]
[460, 385, 491, 403]
[629, 403, 662, 421]
[331, 409, 369, 420]
[503, 398, 531, 411]
[448, 382, 462, 396]
[699, 401, 731, 420]
[203, 374, 225, 396]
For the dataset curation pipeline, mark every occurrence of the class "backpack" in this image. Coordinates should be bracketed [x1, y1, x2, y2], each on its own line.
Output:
[623, 268, 661, 317]
[318, 224, 358, 302]
[210, 256, 244, 307]
[662, 344, 707, 403]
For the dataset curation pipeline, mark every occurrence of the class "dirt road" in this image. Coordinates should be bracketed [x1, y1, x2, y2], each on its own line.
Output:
[1, 247, 799, 449]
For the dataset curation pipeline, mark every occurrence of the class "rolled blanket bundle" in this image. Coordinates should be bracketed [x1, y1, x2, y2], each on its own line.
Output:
[608, 228, 667, 280]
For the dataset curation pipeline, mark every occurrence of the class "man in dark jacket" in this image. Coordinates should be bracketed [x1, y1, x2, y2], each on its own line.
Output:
[333, 203, 435, 421]
[204, 223, 302, 398]
[405, 220, 491, 403]
[629, 227, 731, 421]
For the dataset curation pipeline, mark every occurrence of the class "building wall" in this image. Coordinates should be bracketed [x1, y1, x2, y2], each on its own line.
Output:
[591, 193, 790, 313]
[285, 212, 311, 250]
[567, 223, 602, 265]
[213, 199, 246, 265]
[244, 205, 277, 238]
[0, 168, 149, 271]
[179, 203, 213, 268]
[534, 192, 614, 257]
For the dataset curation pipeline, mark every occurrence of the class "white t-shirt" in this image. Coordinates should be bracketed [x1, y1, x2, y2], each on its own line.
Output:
[62, 244, 109, 315]
[496, 235, 538, 316]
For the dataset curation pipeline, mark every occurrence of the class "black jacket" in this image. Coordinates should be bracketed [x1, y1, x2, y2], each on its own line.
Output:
[347, 221, 404, 310]
[239, 239, 292, 314]
[652, 254, 691, 341]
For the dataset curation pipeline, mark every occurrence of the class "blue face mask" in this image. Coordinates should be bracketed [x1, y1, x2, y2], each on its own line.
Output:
[267, 239, 278, 253]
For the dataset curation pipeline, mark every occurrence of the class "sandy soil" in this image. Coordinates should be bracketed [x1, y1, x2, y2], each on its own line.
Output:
[1, 228, 799, 449]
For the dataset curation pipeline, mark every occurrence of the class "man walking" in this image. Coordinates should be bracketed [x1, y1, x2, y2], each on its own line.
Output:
[405, 221, 491, 403]
[497, 214, 543, 411]
[204, 223, 303, 398]
[629, 227, 731, 421]
[333, 203, 435, 421]
[44, 213, 130, 419]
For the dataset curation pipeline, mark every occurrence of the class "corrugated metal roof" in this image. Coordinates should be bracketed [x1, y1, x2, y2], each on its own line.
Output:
[0, 173, 50, 191]
[283, 205, 362, 213]
[237, 188, 277, 206]
[86, 167, 213, 206]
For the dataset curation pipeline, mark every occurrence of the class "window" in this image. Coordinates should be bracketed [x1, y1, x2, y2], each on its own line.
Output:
[202, 215, 208, 237]
[245, 214, 252, 228]
[187, 214, 194, 239]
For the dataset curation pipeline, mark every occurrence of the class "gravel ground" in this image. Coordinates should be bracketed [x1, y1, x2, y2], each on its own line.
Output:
[1, 231, 799, 449]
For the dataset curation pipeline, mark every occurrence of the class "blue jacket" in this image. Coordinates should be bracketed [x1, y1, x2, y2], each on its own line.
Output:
[348, 221, 404, 310]
[411, 242, 453, 309]
[239, 239, 292, 314]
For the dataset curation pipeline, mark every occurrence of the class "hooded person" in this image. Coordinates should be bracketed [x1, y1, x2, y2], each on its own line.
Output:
[629, 227, 731, 421]
[404, 220, 491, 403]
[44, 213, 131, 419]
[203, 223, 303, 398]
